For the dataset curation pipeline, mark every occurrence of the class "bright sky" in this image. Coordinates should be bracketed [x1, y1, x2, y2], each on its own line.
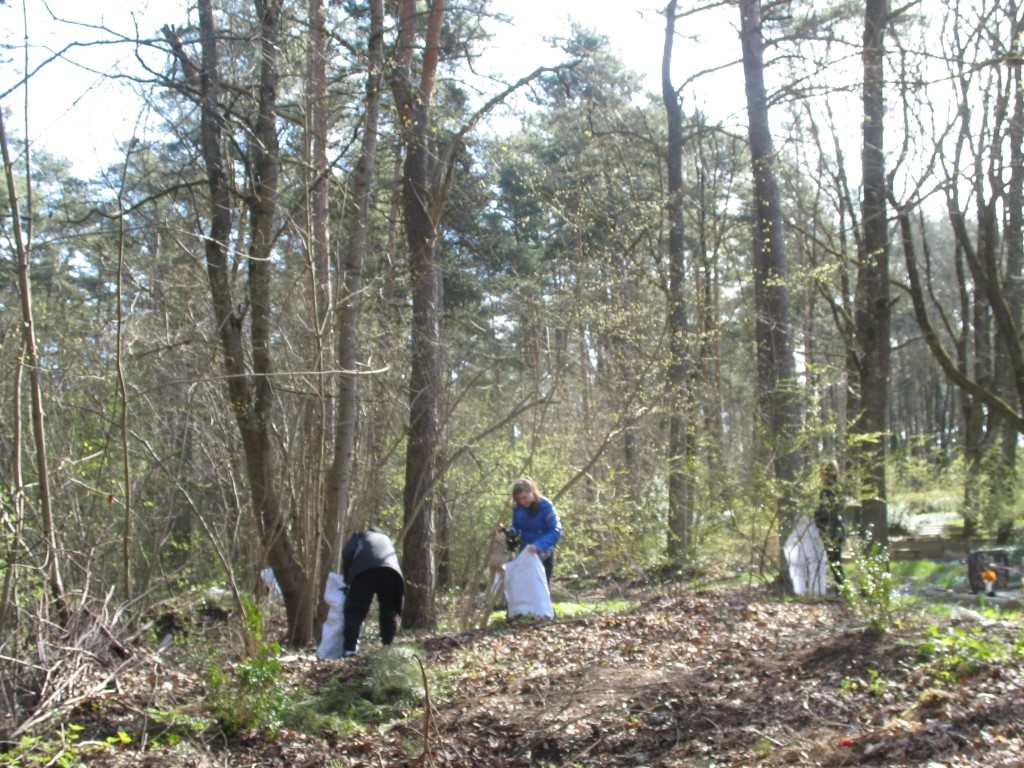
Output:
[0, 0, 745, 176]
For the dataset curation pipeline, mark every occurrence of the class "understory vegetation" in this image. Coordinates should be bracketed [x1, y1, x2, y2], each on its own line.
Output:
[2, 573, 1021, 768]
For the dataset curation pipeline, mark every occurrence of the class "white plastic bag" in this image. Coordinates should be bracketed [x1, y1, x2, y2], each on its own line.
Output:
[784, 516, 828, 596]
[503, 549, 554, 618]
[317, 572, 347, 659]
[260, 567, 283, 603]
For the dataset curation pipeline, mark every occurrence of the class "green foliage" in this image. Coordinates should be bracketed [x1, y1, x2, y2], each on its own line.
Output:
[241, 594, 266, 656]
[839, 668, 888, 696]
[890, 559, 967, 591]
[142, 707, 211, 748]
[0, 723, 131, 767]
[283, 646, 428, 736]
[917, 624, 1023, 684]
[840, 544, 896, 631]
[203, 631, 285, 736]
[362, 645, 426, 706]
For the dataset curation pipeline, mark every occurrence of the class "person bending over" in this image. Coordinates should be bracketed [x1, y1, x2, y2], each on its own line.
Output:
[341, 526, 404, 656]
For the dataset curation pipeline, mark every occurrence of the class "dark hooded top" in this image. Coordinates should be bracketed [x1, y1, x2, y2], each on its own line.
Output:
[341, 527, 403, 583]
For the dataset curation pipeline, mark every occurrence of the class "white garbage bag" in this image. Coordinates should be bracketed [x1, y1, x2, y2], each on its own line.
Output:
[317, 572, 347, 659]
[503, 549, 554, 618]
[260, 567, 283, 603]
[784, 516, 828, 596]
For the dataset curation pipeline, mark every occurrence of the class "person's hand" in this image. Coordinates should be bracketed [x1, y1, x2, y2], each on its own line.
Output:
[526, 544, 538, 554]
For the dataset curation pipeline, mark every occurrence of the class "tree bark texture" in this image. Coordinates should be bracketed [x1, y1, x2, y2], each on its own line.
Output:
[195, 0, 311, 648]
[662, 0, 695, 564]
[392, 0, 447, 629]
[322, 0, 386, 611]
[854, 0, 891, 548]
[738, 0, 803, 529]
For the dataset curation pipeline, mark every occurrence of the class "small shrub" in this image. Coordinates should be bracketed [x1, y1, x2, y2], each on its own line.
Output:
[362, 645, 426, 707]
[204, 605, 285, 737]
[917, 624, 1017, 684]
[841, 544, 896, 631]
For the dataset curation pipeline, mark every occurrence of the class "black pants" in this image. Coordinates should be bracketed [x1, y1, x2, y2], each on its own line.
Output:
[343, 567, 404, 653]
[541, 551, 554, 584]
[825, 546, 844, 586]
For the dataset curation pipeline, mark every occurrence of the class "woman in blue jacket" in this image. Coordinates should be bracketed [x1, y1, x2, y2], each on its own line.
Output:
[509, 477, 562, 583]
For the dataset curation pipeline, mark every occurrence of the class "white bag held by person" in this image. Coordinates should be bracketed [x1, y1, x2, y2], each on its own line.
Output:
[317, 572, 347, 659]
[784, 516, 828, 596]
[503, 549, 554, 618]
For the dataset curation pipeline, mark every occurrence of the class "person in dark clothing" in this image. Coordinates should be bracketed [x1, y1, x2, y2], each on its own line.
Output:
[341, 527, 404, 656]
[813, 460, 846, 588]
[508, 477, 562, 584]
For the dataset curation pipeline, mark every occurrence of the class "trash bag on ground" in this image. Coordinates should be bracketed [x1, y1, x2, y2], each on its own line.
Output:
[503, 549, 554, 618]
[784, 516, 827, 596]
[260, 567, 283, 603]
[317, 572, 347, 659]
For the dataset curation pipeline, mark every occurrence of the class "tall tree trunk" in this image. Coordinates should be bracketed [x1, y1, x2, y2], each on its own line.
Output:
[738, 0, 803, 547]
[662, 0, 695, 564]
[392, 0, 447, 629]
[996, 44, 1024, 542]
[193, 0, 311, 648]
[323, 0, 385, 599]
[854, 0, 891, 549]
[301, 0, 333, 621]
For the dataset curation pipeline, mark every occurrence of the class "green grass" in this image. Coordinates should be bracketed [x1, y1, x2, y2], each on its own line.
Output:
[554, 599, 637, 618]
[890, 559, 969, 591]
[483, 598, 639, 625]
[283, 646, 426, 737]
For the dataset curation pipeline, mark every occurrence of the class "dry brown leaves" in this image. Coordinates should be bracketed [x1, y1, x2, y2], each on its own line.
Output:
[70, 584, 1024, 767]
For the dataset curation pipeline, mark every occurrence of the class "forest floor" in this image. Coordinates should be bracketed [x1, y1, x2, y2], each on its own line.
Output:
[15, 576, 1024, 768]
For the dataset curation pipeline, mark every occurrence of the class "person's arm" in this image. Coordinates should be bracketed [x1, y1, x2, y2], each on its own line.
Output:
[529, 498, 562, 554]
[341, 533, 357, 580]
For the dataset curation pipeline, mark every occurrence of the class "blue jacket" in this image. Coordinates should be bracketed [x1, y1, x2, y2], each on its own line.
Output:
[512, 496, 562, 555]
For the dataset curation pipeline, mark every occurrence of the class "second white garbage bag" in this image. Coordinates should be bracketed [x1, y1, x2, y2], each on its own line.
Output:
[316, 572, 347, 659]
[503, 548, 554, 618]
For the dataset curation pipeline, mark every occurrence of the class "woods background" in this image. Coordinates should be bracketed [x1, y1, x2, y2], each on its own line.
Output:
[1, 0, 1021, 650]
